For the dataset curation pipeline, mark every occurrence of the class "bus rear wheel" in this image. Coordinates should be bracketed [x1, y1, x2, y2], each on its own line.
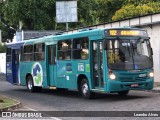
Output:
[80, 78, 94, 99]
[118, 90, 129, 96]
[27, 76, 36, 92]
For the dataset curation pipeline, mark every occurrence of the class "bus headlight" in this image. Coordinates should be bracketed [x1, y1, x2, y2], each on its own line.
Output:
[149, 72, 154, 78]
[109, 73, 116, 80]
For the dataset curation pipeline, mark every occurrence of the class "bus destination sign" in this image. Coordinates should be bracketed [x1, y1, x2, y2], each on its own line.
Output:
[106, 29, 148, 37]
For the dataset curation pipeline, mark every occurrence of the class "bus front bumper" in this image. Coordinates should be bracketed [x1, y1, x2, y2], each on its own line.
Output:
[107, 78, 154, 93]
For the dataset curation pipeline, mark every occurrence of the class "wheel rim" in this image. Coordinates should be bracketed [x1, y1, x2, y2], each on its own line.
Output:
[82, 83, 88, 95]
[27, 79, 32, 90]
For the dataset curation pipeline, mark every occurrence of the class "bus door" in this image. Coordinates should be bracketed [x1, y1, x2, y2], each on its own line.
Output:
[47, 45, 56, 86]
[92, 41, 104, 89]
[6, 49, 19, 84]
[13, 49, 20, 84]
[6, 48, 12, 84]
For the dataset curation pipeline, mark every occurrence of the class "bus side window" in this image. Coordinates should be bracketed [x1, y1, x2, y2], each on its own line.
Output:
[15, 50, 19, 65]
[34, 43, 45, 61]
[81, 49, 88, 59]
[73, 37, 89, 59]
[6, 48, 11, 62]
[23, 45, 33, 62]
[58, 40, 71, 60]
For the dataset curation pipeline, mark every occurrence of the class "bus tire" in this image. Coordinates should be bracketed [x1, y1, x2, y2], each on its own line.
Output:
[80, 78, 93, 99]
[118, 90, 129, 96]
[26, 76, 36, 92]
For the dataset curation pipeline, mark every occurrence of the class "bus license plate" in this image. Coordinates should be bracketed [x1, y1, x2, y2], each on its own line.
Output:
[131, 84, 139, 87]
[139, 74, 146, 77]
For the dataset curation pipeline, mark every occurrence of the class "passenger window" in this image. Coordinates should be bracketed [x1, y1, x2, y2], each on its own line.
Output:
[6, 48, 11, 62]
[58, 40, 71, 60]
[34, 43, 45, 61]
[23, 45, 33, 61]
[73, 37, 89, 59]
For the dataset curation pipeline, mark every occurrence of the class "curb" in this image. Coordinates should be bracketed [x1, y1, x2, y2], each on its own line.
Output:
[144, 88, 160, 93]
[147, 89, 160, 93]
[0, 95, 22, 112]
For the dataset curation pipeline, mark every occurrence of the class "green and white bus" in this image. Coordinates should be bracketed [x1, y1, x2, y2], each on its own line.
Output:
[6, 27, 154, 99]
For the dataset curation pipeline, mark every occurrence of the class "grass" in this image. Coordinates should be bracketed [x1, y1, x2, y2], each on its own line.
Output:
[0, 95, 17, 109]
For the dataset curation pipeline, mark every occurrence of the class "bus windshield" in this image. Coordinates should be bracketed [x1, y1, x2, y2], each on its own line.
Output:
[106, 38, 153, 70]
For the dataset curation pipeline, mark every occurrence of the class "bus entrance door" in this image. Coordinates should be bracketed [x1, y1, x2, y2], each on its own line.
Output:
[92, 41, 104, 89]
[47, 45, 56, 86]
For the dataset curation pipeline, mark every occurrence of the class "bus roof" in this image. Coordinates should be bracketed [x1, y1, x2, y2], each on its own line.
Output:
[23, 28, 103, 45]
[6, 41, 25, 49]
[7, 27, 148, 46]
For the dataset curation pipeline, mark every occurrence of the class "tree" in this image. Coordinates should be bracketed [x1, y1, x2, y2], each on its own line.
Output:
[0, 0, 15, 42]
[0, 0, 57, 42]
[77, 0, 99, 27]
[0, 43, 6, 53]
[112, 1, 160, 21]
[2, 0, 55, 30]
[96, 0, 125, 23]
[1, 0, 160, 42]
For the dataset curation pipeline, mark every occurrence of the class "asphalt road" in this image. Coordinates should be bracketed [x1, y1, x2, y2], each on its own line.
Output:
[1, 74, 160, 120]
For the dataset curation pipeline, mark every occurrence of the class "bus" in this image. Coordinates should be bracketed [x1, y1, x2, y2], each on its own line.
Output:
[6, 27, 154, 99]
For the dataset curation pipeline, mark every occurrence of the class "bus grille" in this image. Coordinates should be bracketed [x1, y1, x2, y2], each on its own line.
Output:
[119, 77, 147, 82]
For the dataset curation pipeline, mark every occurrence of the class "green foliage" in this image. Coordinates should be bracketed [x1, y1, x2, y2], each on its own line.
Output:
[2, 0, 55, 30]
[0, 95, 17, 109]
[148, 2, 160, 11]
[0, 44, 6, 53]
[96, 0, 124, 22]
[122, 0, 160, 6]
[112, 1, 160, 21]
[78, 0, 99, 27]
[77, 0, 125, 26]
[1, 0, 160, 42]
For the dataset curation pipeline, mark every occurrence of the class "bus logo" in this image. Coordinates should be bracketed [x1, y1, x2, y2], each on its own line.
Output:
[32, 62, 43, 86]
[66, 63, 72, 73]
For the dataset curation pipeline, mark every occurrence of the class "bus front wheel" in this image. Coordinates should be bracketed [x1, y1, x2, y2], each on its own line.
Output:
[27, 76, 36, 92]
[80, 78, 93, 99]
[118, 90, 129, 96]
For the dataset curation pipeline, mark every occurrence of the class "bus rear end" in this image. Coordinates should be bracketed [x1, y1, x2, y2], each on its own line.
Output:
[6, 42, 24, 85]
